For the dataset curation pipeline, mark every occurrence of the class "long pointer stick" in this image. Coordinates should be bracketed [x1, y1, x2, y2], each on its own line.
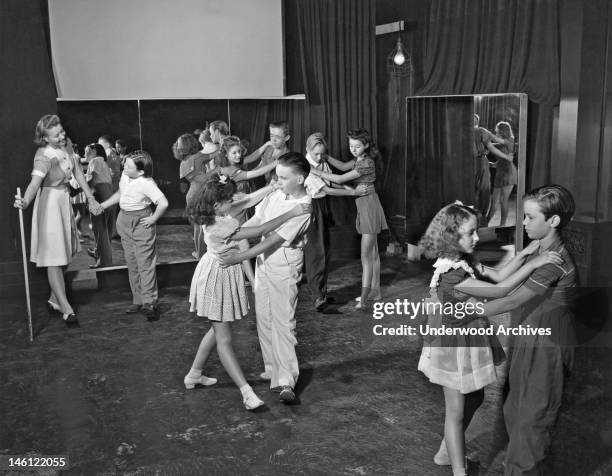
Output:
[16, 187, 34, 342]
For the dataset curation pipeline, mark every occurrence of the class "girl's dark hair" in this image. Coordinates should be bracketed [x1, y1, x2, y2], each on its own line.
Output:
[126, 150, 154, 177]
[523, 184, 575, 229]
[187, 173, 237, 226]
[172, 133, 200, 161]
[418, 203, 478, 260]
[86, 143, 107, 161]
[347, 128, 383, 176]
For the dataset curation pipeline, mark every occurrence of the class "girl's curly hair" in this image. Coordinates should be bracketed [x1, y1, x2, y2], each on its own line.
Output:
[418, 203, 478, 260]
[214, 136, 247, 167]
[186, 173, 237, 227]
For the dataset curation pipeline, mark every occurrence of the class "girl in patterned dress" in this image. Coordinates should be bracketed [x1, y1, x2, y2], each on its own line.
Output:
[417, 202, 562, 476]
[310, 129, 387, 310]
[183, 173, 311, 410]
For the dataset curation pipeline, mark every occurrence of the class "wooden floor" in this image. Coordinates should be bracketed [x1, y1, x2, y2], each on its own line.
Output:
[1, 254, 611, 475]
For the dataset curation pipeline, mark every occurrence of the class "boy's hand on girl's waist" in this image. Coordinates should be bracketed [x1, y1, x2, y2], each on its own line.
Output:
[217, 250, 239, 268]
[355, 184, 374, 196]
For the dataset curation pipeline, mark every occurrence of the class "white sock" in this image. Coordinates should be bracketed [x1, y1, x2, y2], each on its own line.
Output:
[240, 384, 253, 397]
[187, 368, 201, 379]
[452, 468, 466, 476]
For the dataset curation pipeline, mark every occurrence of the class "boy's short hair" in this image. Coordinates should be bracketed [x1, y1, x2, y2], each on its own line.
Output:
[269, 120, 290, 137]
[278, 152, 309, 179]
[126, 150, 154, 177]
[524, 184, 575, 228]
[306, 132, 327, 152]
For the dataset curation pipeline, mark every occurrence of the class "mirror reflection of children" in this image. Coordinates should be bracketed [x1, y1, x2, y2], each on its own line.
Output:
[184, 174, 311, 411]
[487, 121, 517, 227]
[84, 143, 114, 268]
[310, 129, 387, 310]
[417, 202, 562, 476]
[243, 120, 291, 183]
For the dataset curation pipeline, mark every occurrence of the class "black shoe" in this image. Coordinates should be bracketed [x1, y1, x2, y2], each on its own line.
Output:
[62, 313, 79, 327]
[314, 296, 327, 312]
[142, 304, 159, 321]
[47, 300, 61, 315]
[87, 248, 98, 259]
[125, 304, 142, 313]
[279, 386, 295, 403]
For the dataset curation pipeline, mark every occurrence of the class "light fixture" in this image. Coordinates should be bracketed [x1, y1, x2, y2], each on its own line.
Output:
[386, 21, 412, 77]
[393, 36, 407, 65]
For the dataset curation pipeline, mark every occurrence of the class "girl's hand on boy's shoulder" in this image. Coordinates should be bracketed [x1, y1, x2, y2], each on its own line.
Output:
[291, 203, 312, 217]
[531, 251, 563, 269]
[521, 239, 540, 257]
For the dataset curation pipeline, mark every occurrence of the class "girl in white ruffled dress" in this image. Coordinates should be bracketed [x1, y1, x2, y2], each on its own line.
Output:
[183, 173, 310, 410]
[417, 202, 562, 476]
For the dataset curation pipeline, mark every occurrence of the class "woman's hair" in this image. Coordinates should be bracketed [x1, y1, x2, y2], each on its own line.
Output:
[126, 150, 154, 177]
[215, 136, 246, 167]
[418, 203, 478, 260]
[187, 173, 237, 226]
[305, 132, 327, 152]
[209, 120, 229, 142]
[172, 133, 200, 161]
[523, 184, 575, 229]
[86, 143, 107, 161]
[495, 121, 514, 140]
[348, 128, 383, 175]
[34, 114, 61, 146]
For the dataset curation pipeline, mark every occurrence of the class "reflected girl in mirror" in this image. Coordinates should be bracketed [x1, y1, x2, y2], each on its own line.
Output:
[487, 121, 517, 227]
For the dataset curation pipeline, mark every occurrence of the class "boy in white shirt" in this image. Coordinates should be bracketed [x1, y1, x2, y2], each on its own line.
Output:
[219, 152, 312, 403]
[100, 150, 168, 320]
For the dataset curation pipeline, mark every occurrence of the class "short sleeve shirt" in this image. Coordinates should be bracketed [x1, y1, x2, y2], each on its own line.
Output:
[119, 174, 165, 211]
[243, 190, 312, 248]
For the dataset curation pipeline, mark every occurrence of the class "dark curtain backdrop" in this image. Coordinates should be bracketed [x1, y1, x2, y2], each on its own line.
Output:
[1, 0, 57, 263]
[419, 0, 560, 189]
[297, 0, 377, 158]
[406, 97, 474, 224]
[296, 0, 377, 225]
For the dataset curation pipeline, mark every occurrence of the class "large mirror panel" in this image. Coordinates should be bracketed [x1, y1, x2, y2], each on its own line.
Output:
[405, 93, 527, 255]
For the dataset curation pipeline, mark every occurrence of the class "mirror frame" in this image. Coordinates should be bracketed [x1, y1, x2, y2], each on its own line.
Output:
[404, 92, 528, 253]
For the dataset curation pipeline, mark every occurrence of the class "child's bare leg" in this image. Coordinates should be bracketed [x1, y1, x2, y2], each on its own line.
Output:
[213, 321, 248, 388]
[238, 239, 255, 285]
[190, 326, 216, 370]
[358, 234, 375, 307]
[487, 188, 501, 225]
[213, 321, 263, 409]
[443, 386, 467, 475]
[499, 185, 513, 227]
[184, 326, 218, 388]
[370, 239, 382, 300]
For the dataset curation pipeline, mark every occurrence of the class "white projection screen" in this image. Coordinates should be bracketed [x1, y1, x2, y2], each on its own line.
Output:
[48, 0, 285, 99]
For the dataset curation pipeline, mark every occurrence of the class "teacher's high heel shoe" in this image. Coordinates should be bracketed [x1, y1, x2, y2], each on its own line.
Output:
[62, 313, 79, 328]
[47, 300, 61, 315]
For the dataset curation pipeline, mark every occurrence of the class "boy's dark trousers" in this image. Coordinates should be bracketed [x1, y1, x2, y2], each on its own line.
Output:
[304, 196, 332, 302]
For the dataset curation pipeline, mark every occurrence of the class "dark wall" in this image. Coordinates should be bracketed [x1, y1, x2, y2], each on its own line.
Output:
[0, 0, 57, 263]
